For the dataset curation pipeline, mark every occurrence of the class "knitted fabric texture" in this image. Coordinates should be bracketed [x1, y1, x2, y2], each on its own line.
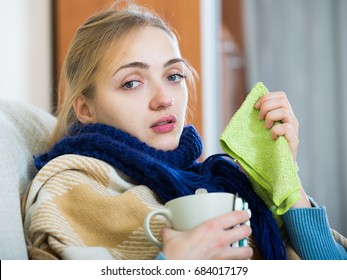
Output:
[35, 123, 286, 259]
[220, 82, 301, 221]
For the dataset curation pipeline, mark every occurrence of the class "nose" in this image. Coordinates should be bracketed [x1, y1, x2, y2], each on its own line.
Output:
[149, 86, 174, 110]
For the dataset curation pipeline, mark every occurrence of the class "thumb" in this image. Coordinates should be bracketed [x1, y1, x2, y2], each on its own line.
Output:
[161, 227, 176, 241]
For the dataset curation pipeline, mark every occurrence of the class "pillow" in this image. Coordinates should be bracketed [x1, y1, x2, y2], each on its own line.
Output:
[0, 99, 56, 259]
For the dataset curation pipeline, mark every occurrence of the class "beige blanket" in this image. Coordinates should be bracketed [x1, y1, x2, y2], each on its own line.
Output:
[21, 154, 346, 260]
[22, 154, 169, 259]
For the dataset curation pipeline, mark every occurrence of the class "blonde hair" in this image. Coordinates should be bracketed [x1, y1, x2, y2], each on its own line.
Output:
[49, 1, 197, 148]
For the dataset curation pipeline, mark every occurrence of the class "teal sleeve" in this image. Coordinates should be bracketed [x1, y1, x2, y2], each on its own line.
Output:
[155, 252, 167, 260]
[283, 205, 347, 260]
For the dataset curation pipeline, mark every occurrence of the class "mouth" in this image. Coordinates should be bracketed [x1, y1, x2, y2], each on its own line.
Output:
[150, 115, 177, 133]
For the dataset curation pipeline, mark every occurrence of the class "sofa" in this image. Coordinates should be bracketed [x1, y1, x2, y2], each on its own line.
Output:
[0, 99, 56, 259]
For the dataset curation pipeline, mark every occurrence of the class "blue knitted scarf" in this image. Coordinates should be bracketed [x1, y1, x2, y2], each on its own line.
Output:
[34, 123, 286, 259]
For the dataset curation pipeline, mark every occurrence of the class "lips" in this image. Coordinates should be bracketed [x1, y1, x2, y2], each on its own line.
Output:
[150, 115, 176, 133]
[151, 115, 176, 128]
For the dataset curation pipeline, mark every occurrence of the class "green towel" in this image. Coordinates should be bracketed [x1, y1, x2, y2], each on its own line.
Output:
[219, 82, 301, 221]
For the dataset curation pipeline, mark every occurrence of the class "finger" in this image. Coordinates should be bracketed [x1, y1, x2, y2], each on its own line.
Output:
[263, 107, 293, 129]
[257, 91, 288, 103]
[271, 123, 299, 161]
[161, 227, 178, 241]
[256, 98, 286, 120]
[223, 246, 253, 260]
[271, 122, 297, 141]
[230, 246, 253, 260]
[255, 92, 296, 124]
[256, 92, 299, 129]
[255, 91, 288, 110]
[211, 225, 253, 260]
[227, 224, 252, 245]
[214, 210, 251, 230]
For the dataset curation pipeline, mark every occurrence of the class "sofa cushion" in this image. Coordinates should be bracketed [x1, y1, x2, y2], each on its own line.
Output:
[0, 99, 56, 259]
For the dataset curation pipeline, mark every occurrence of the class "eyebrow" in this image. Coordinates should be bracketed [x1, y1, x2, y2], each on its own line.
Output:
[113, 58, 185, 76]
[164, 58, 185, 68]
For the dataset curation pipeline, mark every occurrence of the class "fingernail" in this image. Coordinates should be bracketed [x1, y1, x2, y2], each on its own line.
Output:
[247, 209, 252, 218]
[243, 239, 249, 247]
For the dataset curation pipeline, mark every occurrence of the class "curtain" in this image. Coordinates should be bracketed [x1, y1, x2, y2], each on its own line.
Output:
[243, 0, 347, 235]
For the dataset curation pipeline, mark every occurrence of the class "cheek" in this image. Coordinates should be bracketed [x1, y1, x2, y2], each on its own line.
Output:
[100, 102, 142, 132]
[93, 99, 121, 126]
[177, 91, 188, 113]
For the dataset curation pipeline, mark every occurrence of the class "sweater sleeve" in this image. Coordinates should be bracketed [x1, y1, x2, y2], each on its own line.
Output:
[155, 252, 167, 260]
[283, 202, 347, 260]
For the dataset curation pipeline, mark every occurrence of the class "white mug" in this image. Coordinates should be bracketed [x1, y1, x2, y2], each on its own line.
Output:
[144, 192, 236, 248]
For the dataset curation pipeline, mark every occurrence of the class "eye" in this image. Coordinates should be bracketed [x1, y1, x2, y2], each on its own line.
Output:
[122, 80, 142, 90]
[167, 73, 186, 83]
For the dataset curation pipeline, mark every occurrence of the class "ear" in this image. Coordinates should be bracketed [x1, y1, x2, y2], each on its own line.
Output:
[73, 95, 95, 124]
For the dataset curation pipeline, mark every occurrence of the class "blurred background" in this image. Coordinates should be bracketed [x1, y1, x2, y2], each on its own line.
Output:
[1, 0, 346, 236]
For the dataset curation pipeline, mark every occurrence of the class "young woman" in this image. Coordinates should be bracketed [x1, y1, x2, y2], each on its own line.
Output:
[22, 2, 347, 260]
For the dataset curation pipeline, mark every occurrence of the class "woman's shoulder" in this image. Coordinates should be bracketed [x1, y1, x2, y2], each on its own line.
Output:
[23, 154, 137, 210]
[36, 154, 111, 175]
[37, 153, 142, 190]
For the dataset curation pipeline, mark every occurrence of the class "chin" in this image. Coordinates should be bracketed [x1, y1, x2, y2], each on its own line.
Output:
[154, 143, 179, 151]
[151, 137, 180, 151]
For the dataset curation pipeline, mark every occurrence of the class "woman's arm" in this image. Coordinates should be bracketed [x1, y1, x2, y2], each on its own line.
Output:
[283, 202, 347, 260]
[255, 91, 347, 259]
[255, 91, 312, 208]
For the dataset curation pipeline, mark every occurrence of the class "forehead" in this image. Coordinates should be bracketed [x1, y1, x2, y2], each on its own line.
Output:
[104, 26, 181, 68]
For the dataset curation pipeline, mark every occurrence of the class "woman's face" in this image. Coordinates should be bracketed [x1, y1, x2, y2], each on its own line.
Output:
[90, 26, 188, 151]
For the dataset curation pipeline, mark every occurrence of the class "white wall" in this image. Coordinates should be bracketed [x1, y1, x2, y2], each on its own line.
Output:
[244, 0, 347, 236]
[0, 0, 52, 112]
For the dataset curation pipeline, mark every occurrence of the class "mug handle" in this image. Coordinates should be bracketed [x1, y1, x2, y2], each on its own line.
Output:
[144, 208, 171, 248]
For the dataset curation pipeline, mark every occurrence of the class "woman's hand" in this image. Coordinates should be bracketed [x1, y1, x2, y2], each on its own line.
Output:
[254, 91, 299, 163]
[255, 91, 311, 208]
[160, 210, 253, 260]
